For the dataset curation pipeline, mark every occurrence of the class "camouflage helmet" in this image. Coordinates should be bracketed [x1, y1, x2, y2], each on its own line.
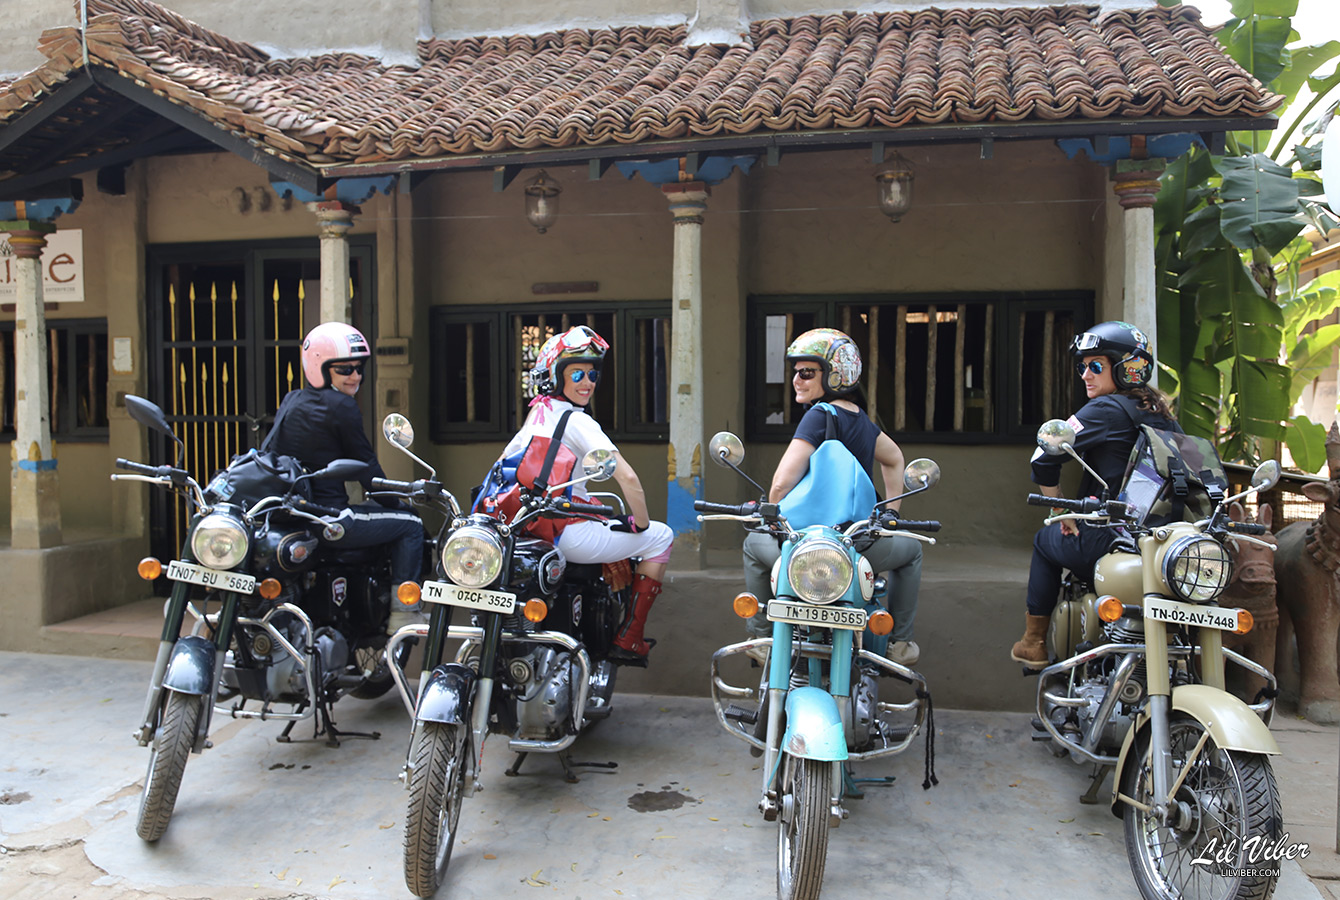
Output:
[785, 328, 862, 397]
[1071, 321, 1153, 390]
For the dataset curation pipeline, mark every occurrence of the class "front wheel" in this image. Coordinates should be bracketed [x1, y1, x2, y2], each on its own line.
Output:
[1122, 713, 1281, 900]
[404, 722, 470, 898]
[777, 753, 832, 900]
[135, 690, 201, 842]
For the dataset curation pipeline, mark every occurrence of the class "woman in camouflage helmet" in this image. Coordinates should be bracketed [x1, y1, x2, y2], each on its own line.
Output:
[742, 327, 924, 666]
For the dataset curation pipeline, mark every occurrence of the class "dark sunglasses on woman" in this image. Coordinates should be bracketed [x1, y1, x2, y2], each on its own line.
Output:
[793, 367, 819, 381]
[331, 363, 364, 376]
[569, 369, 600, 385]
[1074, 359, 1105, 376]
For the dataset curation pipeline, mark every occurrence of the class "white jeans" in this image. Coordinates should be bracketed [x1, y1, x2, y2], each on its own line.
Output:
[556, 518, 673, 565]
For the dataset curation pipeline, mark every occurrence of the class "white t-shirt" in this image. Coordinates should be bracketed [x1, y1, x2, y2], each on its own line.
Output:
[501, 399, 617, 500]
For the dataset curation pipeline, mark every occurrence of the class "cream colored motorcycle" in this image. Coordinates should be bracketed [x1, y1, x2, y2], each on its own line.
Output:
[1029, 419, 1284, 900]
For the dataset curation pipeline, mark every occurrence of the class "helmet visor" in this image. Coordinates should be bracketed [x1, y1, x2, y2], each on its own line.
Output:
[1072, 332, 1102, 352]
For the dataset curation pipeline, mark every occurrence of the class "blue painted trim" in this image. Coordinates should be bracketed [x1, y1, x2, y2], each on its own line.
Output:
[666, 476, 702, 537]
[271, 175, 397, 205]
[16, 458, 58, 472]
[616, 154, 756, 186]
[1056, 132, 1204, 165]
[0, 196, 81, 220]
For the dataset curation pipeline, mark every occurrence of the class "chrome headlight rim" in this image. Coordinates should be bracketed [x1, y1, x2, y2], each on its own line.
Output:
[786, 538, 854, 605]
[190, 512, 251, 570]
[442, 524, 505, 588]
[1161, 534, 1232, 603]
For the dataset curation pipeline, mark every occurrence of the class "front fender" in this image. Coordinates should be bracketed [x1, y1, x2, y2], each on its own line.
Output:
[416, 663, 476, 726]
[1110, 684, 1280, 814]
[161, 635, 216, 696]
[782, 686, 848, 762]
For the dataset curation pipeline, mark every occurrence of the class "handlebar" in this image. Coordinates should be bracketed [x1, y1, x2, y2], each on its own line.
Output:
[371, 476, 415, 493]
[694, 500, 758, 517]
[1226, 520, 1267, 536]
[879, 515, 941, 533]
[290, 497, 343, 518]
[1027, 493, 1105, 514]
[548, 499, 615, 518]
[116, 458, 174, 478]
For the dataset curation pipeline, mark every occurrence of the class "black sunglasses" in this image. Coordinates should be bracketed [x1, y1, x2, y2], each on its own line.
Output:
[330, 363, 364, 376]
[569, 369, 600, 385]
[793, 367, 820, 381]
[1074, 359, 1106, 376]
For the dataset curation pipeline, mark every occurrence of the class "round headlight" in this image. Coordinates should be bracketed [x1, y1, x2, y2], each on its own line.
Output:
[191, 513, 250, 570]
[442, 525, 504, 588]
[1162, 535, 1232, 603]
[786, 539, 854, 605]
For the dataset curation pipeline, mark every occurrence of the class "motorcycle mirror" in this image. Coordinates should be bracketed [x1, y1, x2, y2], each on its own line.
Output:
[382, 413, 414, 449]
[582, 449, 617, 482]
[1251, 459, 1281, 492]
[903, 458, 940, 491]
[125, 395, 174, 438]
[1036, 419, 1076, 456]
[708, 432, 745, 467]
[314, 458, 368, 481]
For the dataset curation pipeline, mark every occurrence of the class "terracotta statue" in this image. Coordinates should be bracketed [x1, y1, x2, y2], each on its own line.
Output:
[1273, 422, 1340, 725]
[1221, 502, 1277, 704]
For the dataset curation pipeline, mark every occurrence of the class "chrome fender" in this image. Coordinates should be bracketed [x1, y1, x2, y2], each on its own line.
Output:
[161, 635, 216, 696]
[781, 686, 849, 762]
[1110, 683, 1280, 814]
[416, 663, 476, 726]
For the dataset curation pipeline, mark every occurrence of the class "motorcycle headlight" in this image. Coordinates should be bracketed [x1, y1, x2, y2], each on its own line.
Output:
[786, 539, 853, 605]
[1161, 535, 1232, 603]
[442, 525, 504, 588]
[191, 513, 250, 570]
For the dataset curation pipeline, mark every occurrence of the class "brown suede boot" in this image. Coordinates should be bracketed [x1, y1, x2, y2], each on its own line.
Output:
[1010, 613, 1050, 669]
[611, 573, 662, 666]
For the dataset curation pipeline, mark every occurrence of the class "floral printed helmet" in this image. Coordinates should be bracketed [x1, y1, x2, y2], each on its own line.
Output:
[301, 322, 370, 389]
[786, 328, 863, 397]
[1070, 320, 1153, 390]
[531, 325, 610, 396]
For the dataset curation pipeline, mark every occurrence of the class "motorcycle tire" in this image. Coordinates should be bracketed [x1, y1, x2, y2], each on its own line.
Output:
[777, 752, 831, 900]
[350, 638, 412, 700]
[135, 690, 201, 842]
[404, 721, 470, 898]
[1122, 713, 1281, 900]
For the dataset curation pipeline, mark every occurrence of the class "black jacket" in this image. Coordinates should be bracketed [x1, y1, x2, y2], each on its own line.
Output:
[265, 386, 391, 508]
[1030, 393, 1180, 499]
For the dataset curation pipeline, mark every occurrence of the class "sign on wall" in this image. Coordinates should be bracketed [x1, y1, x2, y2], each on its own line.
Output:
[0, 228, 84, 302]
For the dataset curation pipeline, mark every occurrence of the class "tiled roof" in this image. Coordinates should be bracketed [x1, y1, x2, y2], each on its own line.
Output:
[0, 0, 1280, 167]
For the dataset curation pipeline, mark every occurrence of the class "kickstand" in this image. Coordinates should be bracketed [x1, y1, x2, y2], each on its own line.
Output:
[505, 750, 617, 783]
[1079, 765, 1110, 805]
[276, 703, 380, 748]
[843, 763, 894, 799]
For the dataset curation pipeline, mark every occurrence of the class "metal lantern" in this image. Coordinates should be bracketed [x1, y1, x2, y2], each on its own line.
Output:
[524, 170, 562, 233]
[874, 151, 915, 223]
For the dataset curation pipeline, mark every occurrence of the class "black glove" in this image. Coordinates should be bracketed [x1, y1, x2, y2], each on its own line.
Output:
[609, 515, 644, 534]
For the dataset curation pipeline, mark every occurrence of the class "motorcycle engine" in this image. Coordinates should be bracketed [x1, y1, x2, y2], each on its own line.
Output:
[514, 647, 576, 740]
[222, 612, 311, 701]
[1072, 679, 1135, 750]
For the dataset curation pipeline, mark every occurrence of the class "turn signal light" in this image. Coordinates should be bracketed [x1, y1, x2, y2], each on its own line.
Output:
[1096, 596, 1125, 623]
[523, 599, 548, 622]
[867, 610, 894, 636]
[733, 592, 760, 619]
[258, 578, 282, 600]
[1235, 609, 1255, 635]
[137, 557, 163, 580]
[397, 582, 422, 606]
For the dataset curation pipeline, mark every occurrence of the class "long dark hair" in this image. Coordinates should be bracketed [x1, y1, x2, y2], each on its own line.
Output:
[1123, 385, 1175, 420]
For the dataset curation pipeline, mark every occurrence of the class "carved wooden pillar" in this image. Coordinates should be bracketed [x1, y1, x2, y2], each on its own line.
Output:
[308, 200, 359, 324]
[1111, 160, 1166, 362]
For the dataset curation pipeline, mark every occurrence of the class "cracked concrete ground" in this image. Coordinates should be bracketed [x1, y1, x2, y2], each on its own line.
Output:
[0, 651, 1333, 899]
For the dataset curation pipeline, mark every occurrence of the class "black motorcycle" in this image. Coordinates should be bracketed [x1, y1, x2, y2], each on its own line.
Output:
[372, 413, 635, 898]
[115, 395, 410, 842]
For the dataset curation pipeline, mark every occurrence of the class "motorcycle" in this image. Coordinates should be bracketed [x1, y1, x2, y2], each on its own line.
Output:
[373, 413, 636, 899]
[695, 431, 941, 900]
[1027, 418, 1285, 900]
[114, 395, 410, 842]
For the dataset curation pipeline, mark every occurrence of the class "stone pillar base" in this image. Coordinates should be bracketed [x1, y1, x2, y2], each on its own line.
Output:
[11, 463, 62, 549]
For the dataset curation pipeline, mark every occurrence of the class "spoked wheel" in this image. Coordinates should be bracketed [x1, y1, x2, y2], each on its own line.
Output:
[777, 752, 832, 900]
[350, 638, 412, 700]
[1122, 713, 1281, 900]
[404, 722, 471, 898]
[135, 690, 202, 842]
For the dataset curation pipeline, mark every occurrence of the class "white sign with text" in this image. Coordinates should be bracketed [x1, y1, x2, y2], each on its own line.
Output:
[0, 228, 84, 303]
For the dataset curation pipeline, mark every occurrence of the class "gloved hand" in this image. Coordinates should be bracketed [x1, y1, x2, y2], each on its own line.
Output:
[609, 515, 645, 534]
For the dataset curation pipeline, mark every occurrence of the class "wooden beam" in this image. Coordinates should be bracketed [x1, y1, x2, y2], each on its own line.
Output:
[493, 164, 522, 192]
[0, 132, 198, 199]
[0, 72, 95, 156]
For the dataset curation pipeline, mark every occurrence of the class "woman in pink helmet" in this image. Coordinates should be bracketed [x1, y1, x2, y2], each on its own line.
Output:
[264, 322, 426, 631]
[499, 325, 673, 664]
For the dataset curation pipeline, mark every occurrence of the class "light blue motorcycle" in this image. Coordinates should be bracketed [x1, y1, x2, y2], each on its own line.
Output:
[696, 432, 941, 900]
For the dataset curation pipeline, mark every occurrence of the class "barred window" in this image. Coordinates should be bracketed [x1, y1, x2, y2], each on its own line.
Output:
[0, 318, 108, 441]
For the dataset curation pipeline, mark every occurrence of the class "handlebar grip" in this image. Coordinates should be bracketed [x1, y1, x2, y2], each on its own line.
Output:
[115, 458, 160, 476]
[292, 498, 343, 517]
[370, 477, 415, 493]
[694, 500, 757, 516]
[550, 500, 615, 517]
[886, 518, 941, 533]
[1029, 494, 1102, 514]
[1227, 521, 1267, 536]
[1026, 493, 1054, 508]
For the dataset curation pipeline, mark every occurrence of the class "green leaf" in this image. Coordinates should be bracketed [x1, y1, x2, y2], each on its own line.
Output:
[1286, 323, 1340, 402]
[1233, 359, 1290, 440]
[1271, 41, 1340, 104]
[1294, 144, 1324, 170]
[1286, 415, 1328, 474]
[1227, 0, 1297, 17]
[1223, 17, 1295, 85]
[1216, 154, 1303, 253]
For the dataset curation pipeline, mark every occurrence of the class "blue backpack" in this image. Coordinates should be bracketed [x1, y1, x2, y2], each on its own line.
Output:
[777, 403, 878, 529]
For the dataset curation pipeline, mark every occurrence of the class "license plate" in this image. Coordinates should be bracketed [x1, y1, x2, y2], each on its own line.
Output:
[167, 559, 255, 594]
[1144, 596, 1242, 631]
[422, 580, 517, 614]
[767, 600, 867, 631]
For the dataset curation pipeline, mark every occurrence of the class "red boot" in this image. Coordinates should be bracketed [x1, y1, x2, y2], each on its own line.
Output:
[611, 573, 662, 665]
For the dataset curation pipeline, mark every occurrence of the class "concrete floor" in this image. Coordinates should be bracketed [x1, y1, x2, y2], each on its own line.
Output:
[0, 651, 1335, 900]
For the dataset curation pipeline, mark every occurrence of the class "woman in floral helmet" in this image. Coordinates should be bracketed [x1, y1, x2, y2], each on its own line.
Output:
[499, 325, 673, 664]
[742, 327, 924, 666]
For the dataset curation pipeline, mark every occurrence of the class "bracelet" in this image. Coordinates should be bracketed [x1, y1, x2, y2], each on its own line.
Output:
[1049, 506, 1067, 517]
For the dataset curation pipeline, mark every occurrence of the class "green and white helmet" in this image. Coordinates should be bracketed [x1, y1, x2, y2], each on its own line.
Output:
[786, 328, 862, 397]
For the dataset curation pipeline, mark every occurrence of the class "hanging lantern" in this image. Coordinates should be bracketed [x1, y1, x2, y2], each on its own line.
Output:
[524, 170, 562, 233]
[874, 150, 915, 223]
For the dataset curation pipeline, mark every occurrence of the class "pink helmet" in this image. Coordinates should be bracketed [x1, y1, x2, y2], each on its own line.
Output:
[531, 325, 609, 396]
[301, 322, 370, 388]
